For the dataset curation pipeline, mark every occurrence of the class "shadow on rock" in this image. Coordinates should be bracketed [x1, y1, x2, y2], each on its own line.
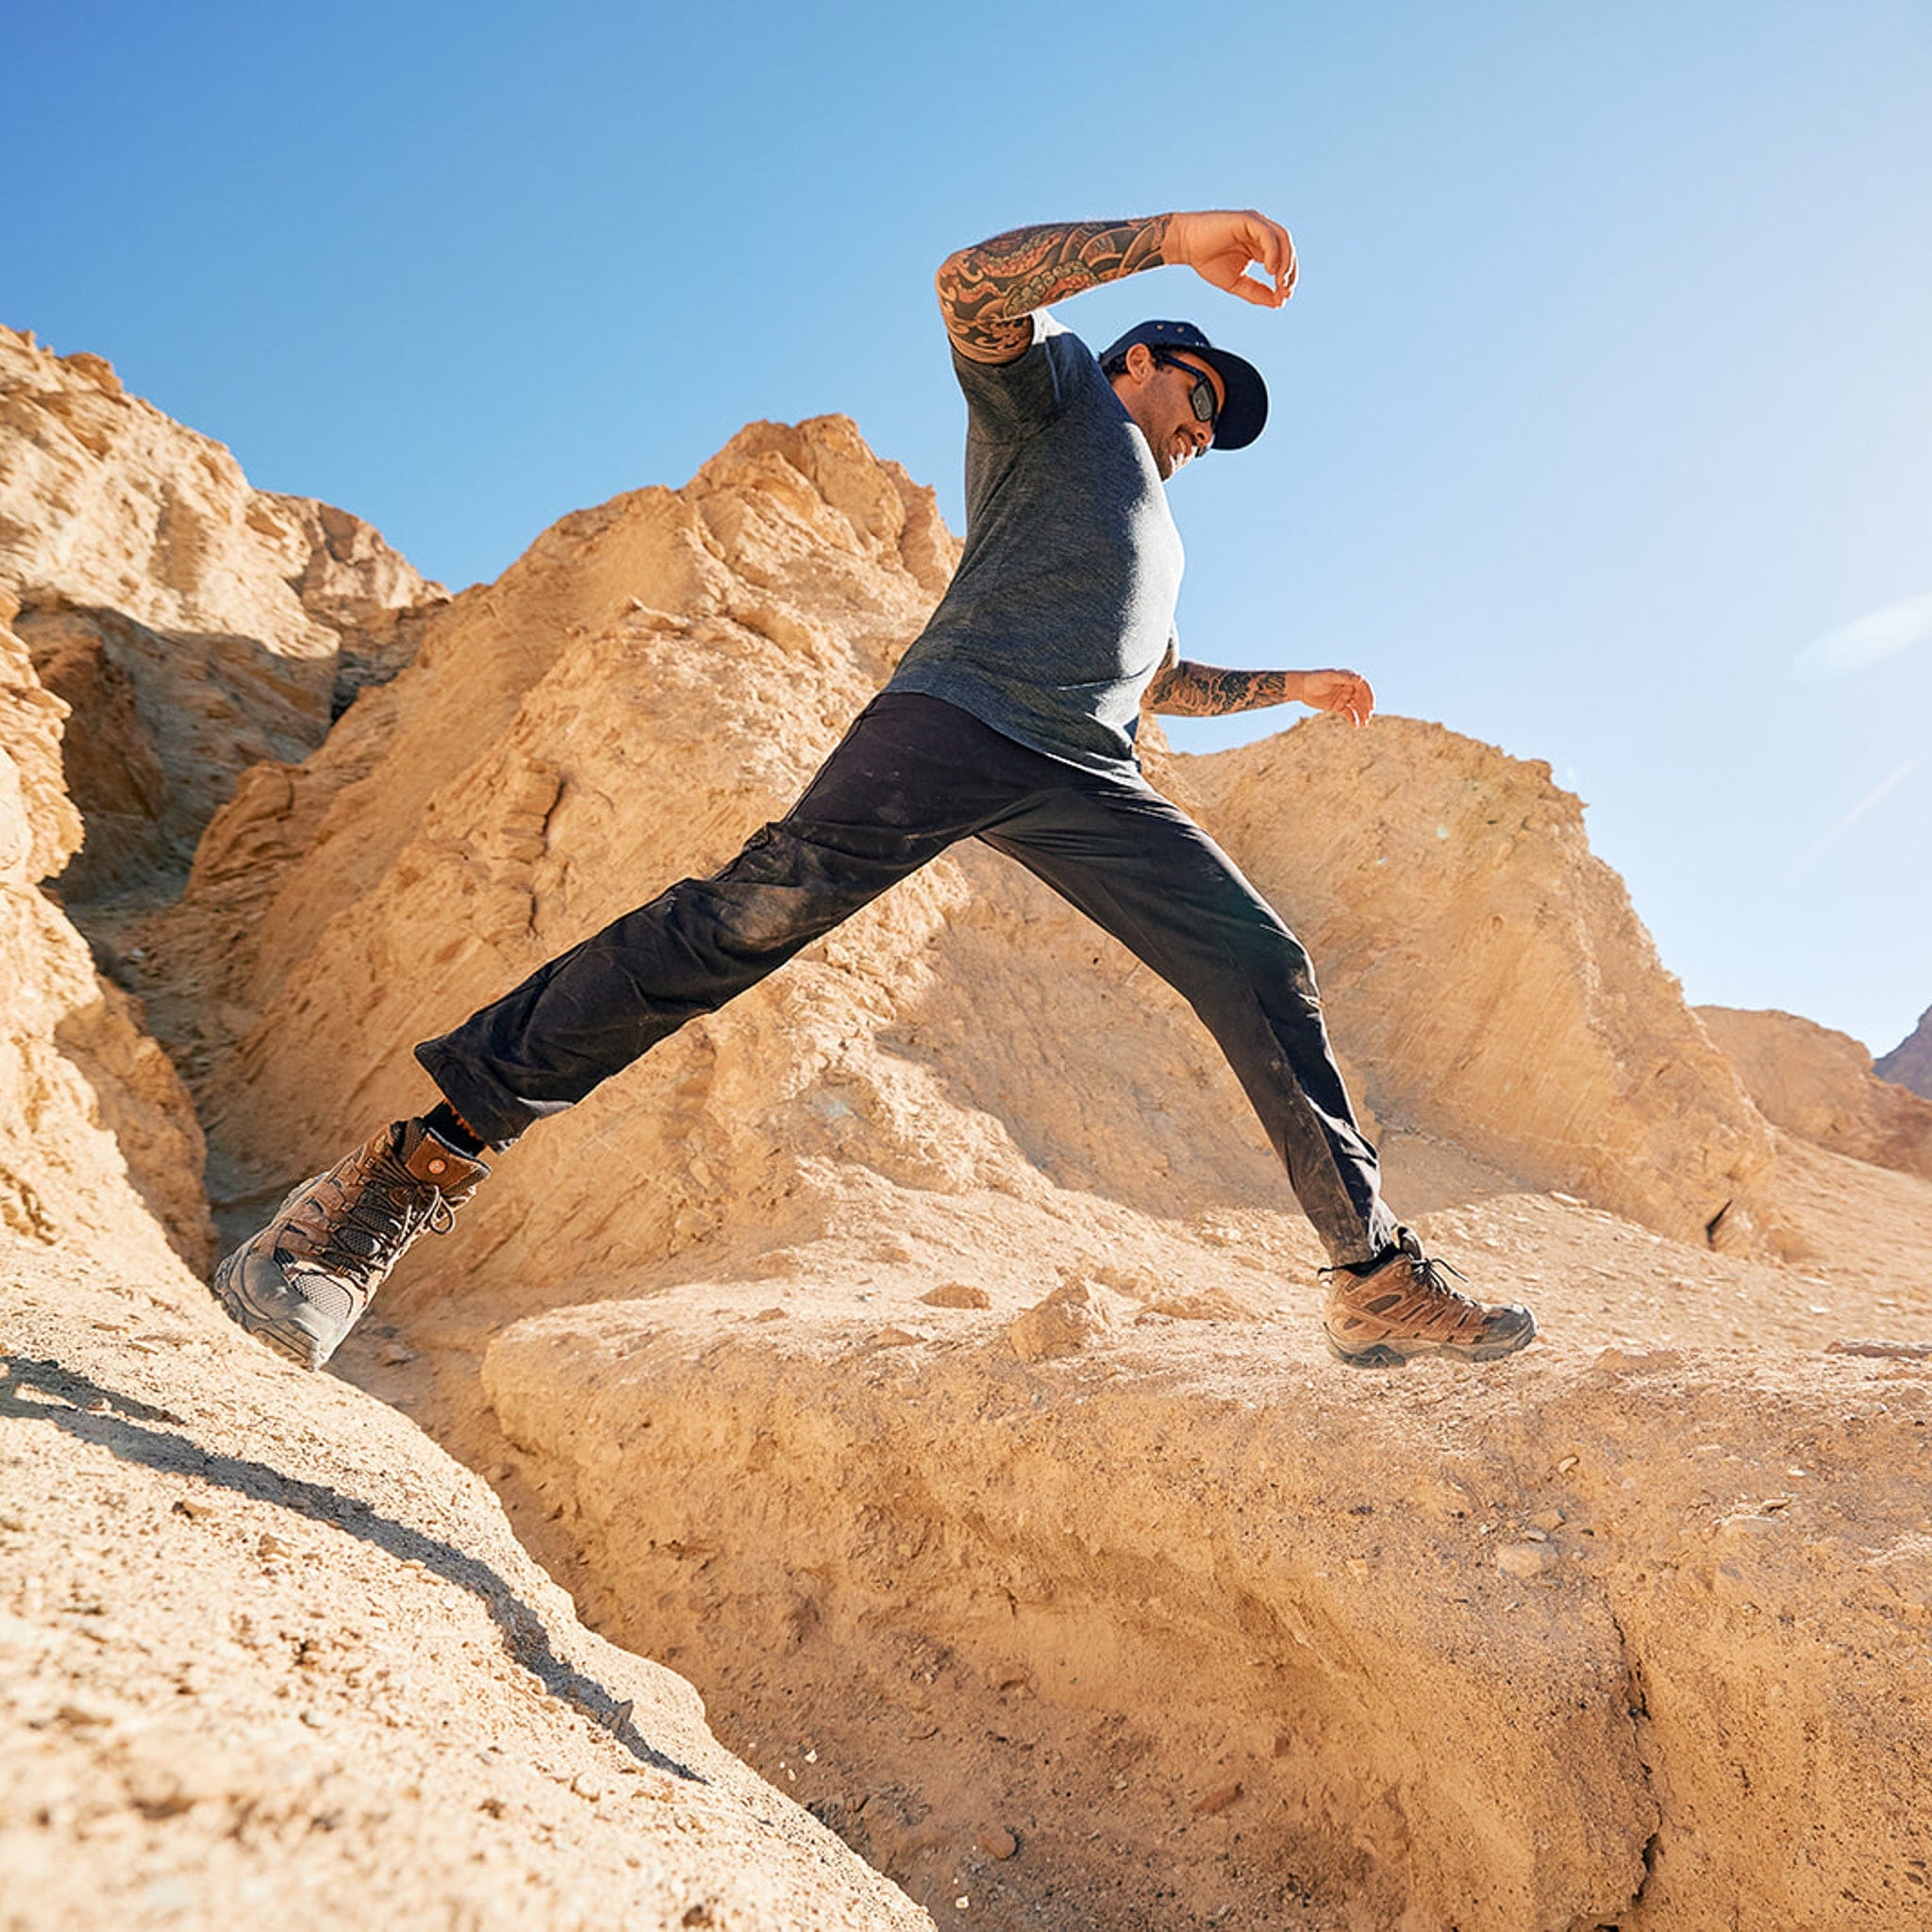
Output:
[0, 1350, 701, 1782]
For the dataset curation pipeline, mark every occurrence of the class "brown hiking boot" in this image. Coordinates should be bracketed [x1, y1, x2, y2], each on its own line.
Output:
[210, 1120, 488, 1371]
[1323, 1229, 1537, 1368]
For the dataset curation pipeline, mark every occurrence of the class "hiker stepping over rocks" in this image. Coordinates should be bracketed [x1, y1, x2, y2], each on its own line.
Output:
[212, 207, 1537, 1375]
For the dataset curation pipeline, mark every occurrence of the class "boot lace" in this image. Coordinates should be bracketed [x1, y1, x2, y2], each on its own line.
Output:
[313, 1152, 457, 1289]
[1322, 1245, 1475, 1307]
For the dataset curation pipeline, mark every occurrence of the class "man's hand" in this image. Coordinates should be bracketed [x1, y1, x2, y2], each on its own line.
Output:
[1164, 209, 1298, 308]
[1297, 668, 1374, 726]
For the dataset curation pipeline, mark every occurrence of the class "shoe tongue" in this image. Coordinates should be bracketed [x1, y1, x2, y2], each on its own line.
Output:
[395, 1119, 488, 1187]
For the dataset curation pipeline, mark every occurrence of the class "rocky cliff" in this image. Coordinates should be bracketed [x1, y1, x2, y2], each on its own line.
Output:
[0, 350, 929, 1932]
[0, 325, 443, 905]
[1699, 1004, 1932, 1183]
[8, 357, 1932, 1931]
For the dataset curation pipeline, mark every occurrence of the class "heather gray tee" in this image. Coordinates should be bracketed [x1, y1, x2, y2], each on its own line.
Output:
[887, 315, 1184, 775]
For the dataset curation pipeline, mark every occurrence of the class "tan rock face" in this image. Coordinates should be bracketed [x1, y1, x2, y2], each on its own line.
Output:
[14, 370, 1932, 1931]
[0, 325, 443, 902]
[1175, 722, 1778, 1247]
[1007, 1278, 1121, 1361]
[1700, 1005, 1932, 1183]
[0, 1232, 934, 1932]
[21, 604, 334, 897]
[0, 621, 211, 1269]
[0, 384, 943, 1930]
[171, 412, 1773, 1281]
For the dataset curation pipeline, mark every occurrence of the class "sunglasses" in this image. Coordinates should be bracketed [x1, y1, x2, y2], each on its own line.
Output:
[1152, 349, 1221, 434]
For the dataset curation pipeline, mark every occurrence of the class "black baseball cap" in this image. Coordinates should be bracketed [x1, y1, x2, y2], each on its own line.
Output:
[1097, 319, 1269, 452]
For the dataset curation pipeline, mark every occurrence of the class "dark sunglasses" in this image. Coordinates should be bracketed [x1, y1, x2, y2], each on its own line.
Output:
[1152, 349, 1220, 433]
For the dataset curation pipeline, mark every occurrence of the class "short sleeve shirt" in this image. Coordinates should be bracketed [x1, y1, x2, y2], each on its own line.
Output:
[886, 316, 1184, 774]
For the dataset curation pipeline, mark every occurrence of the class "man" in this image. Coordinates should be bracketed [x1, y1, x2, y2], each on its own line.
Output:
[212, 208, 1537, 1374]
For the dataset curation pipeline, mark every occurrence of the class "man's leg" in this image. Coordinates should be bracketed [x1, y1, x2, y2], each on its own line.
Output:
[980, 774, 1392, 1266]
[979, 773, 1535, 1363]
[416, 693, 1030, 1146]
[215, 694, 1045, 1367]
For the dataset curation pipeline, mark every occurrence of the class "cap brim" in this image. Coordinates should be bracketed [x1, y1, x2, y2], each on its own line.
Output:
[1195, 346, 1268, 452]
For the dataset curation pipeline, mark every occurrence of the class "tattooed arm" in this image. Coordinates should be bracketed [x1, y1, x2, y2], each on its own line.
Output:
[935, 208, 1298, 364]
[1144, 657, 1375, 727]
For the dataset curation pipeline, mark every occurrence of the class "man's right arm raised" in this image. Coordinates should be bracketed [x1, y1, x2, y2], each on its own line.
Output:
[933, 216, 1174, 365]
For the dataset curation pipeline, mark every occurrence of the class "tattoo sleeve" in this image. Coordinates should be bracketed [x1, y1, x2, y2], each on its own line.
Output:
[1141, 661, 1302, 717]
[935, 215, 1172, 362]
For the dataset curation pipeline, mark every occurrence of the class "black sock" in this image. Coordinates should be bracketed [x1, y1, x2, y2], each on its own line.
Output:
[423, 1101, 489, 1158]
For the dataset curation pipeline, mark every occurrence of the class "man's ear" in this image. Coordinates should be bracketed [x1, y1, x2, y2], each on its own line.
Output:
[1123, 342, 1155, 384]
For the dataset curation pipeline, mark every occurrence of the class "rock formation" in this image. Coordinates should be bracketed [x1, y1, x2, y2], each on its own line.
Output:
[1876, 1002, 1932, 1099]
[2, 1190, 932, 1932]
[0, 325, 443, 905]
[1178, 725, 1777, 1247]
[8, 350, 1932, 1930]
[158, 412, 1774, 1278]
[1699, 1004, 1932, 1182]
[0, 355, 932, 1931]
[1, 605, 212, 1270]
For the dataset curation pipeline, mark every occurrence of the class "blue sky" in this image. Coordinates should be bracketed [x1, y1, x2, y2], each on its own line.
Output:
[11, 1, 1929, 1054]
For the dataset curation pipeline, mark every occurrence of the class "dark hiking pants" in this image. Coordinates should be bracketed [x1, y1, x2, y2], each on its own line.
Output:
[416, 692, 1397, 1266]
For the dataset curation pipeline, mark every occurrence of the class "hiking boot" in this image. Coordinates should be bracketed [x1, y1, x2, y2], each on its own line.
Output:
[210, 1119, 488, 1371]
[1322, 1228, 1537, 1368]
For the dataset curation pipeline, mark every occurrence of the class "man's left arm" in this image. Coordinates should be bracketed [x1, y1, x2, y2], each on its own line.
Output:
[1144, 657, 1375, 727]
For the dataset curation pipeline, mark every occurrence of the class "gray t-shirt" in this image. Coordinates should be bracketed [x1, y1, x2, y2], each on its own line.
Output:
[887, 315, 1184, 774]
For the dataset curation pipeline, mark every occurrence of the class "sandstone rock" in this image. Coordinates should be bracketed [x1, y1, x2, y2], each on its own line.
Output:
[1, 1236, 934, 1932]
[0, 621, 210, 1271]
[1143, 1285, 1259, 1323]
[0, 325, 444, 902]
[21, 603, 331, 900]
[1007, 1280, 1119, 1363]
[1175, 721, 1779, 1247]
[1699, 1005, 1932, 1182]
[922, 1284, 991, 1310]
[13, 365, 1929, 1932]
[1495, 1541, 1555, 1580]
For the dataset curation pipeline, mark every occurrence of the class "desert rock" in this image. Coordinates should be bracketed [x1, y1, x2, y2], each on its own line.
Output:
[1006, 1279, 1121, 1362]
[1699, 1004, 1932, 1182]
[1177, 722, 1778, 1247]
[0, 615, 211, 1270]
[0, 325, 443, 904]
[8, 358, 1932, 1929]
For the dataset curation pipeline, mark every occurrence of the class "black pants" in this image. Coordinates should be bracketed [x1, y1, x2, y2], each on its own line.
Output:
[416, 693, 1396, 1265]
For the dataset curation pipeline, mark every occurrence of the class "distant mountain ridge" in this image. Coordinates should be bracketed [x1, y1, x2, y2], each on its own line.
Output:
[1876, 1004, 1932, 1099]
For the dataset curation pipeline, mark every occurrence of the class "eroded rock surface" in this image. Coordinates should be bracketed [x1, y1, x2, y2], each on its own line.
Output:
[1177, 726, 1778, 1248]
[482, 1283, 1932, 1931]
[0, 1236, 934, 1932]
[0, 608, 212, 1270]
[9, 364, 1932, 1929]
[0, 325, 443, 904]
[1699, 1004, 1932, 1182]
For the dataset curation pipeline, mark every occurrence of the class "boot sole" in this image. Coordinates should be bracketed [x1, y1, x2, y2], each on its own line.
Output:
[1325, 1318, 1539, 1370]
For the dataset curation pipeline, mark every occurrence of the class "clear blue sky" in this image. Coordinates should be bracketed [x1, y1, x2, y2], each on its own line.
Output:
[11, 1, 1930, 1054]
